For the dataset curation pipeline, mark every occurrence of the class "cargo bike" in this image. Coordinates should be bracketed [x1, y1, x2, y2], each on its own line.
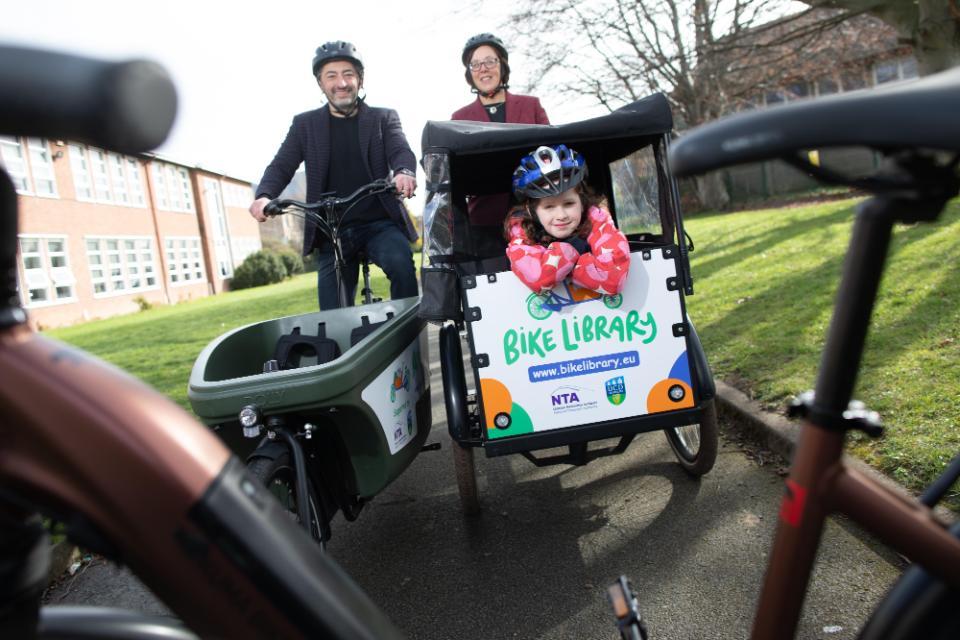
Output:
[188, 179, 432, 549]
[419, 93, 719, 513]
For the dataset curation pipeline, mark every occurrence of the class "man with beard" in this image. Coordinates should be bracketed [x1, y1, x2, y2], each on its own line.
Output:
[249, 41, 419, 309]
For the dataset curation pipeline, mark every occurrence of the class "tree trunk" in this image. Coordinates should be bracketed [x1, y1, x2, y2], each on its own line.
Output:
[808, 0, 960, 75]
[694, 172, 731, 211]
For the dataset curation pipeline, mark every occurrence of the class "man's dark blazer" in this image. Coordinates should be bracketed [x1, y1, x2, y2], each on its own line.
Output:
[256, 101, 419, 256]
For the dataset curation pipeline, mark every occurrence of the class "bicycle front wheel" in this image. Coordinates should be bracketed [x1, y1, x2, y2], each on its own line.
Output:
[663, 398, 718, 477]
[247, 453, 327, 551]
[858, 550, 960, 639]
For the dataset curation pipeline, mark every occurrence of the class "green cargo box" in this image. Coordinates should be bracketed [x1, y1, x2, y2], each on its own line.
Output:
[188, 297, 431, 498]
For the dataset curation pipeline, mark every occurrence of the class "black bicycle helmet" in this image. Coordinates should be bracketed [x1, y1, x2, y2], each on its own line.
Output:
[461, 33, 510, 91]
[312, 41, 364, 78]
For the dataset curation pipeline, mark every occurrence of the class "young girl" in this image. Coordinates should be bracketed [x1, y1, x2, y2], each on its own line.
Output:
[504, 144, 630, 295]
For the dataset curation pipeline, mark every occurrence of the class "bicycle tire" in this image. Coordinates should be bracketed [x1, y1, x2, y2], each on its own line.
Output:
[247, 453, 327, 551]
[451, 442, 480, 516]
[663, 398, 718, 477]
[857, 522, 960, 639]
[857, 565, 960, 639]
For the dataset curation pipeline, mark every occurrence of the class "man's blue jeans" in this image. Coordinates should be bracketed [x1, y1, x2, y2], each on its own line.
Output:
[315, 220, 418, 310]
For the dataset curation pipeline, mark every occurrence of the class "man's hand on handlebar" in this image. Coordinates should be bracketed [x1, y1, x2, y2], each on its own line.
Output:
[249, 197, 271, 223]
[392, 172, 416, 199]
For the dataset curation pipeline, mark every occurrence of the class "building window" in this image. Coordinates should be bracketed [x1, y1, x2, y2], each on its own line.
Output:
[90, 148, 113, 202]
[165, 237, 206, 285]
[0, 136, 58, 197]
[841, 71, 867, 92]
[874, 56, 919, 85]
[151, 161, 196, 213]
[69, 143, 94, 200]
[27, 138, 57, 196]
[223, 181, 254, 208]
[18, 235, 76, 306]
[127, 158, 145, 205]
[816, 76, 839, 96]
[86, 236, 158, 296]
[110, 153, 128, 204]
[68, 144, 145, 206]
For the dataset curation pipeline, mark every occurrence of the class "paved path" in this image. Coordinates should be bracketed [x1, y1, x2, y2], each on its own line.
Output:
[45, 330, 904, 639]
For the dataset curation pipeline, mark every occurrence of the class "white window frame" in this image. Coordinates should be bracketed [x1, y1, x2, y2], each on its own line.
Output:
[152, 161, 196, 213]
[165, 236, 207, 286]
[85, 236, 159, 298]
[223, 181, 254, 208]
[873, 56, 919, 86]
[17, 234, 77, 307]
[0, 136, 59, 197]
[68, 143, 145, 207]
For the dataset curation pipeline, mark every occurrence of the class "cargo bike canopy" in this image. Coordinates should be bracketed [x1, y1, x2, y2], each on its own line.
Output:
[419, 92, 693, 322]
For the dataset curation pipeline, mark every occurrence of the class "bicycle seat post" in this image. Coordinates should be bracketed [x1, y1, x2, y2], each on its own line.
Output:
[813, 196, 898, 414]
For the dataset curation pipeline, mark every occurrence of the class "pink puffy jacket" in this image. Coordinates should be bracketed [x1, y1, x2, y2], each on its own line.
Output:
[505, 206, 630, 295]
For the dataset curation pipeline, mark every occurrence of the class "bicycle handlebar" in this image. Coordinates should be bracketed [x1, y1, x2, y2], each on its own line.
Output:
[0, 45, 177, 154]
[670, 65, 960, 179]
[264, 178, 397, 217]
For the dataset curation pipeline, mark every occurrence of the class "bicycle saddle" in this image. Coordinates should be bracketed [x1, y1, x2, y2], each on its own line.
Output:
[670, 66, 960, 177]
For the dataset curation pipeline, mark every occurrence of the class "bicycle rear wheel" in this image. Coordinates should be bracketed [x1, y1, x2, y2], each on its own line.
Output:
[857, 565, 960, 639]
[663, 398, 718, 477]
[858, 521, 960, 639]
[247, 453, 327, 551]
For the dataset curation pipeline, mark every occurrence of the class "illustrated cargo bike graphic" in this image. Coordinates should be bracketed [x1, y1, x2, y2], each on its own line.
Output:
[419, 93, 718, 513]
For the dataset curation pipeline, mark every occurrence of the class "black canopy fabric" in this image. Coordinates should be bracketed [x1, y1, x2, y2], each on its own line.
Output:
[417, 92, 678, 322]
[422, 92, 673, 154]
[420, 93, 673, 197]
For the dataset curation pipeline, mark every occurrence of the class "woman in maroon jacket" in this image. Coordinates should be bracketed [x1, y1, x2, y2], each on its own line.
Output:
[451, 33, 551, 258]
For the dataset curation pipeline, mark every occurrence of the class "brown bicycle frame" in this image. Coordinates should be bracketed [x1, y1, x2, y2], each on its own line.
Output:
[750, 193, 960, 639]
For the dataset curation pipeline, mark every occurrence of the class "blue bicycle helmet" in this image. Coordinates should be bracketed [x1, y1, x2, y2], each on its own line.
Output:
[512, 145, 587, 198]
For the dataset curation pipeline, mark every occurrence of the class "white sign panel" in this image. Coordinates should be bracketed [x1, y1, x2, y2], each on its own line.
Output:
[361, 337, 426, 455]
[464, 249, 695, 441]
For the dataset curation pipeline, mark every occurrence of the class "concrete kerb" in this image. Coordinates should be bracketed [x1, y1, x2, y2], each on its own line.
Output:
[714, 379, 958, 523]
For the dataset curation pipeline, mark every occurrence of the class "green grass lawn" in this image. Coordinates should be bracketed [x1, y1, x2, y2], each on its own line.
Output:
[48, 269, 390, 409]
[47, 201, 960, 506]
[684, 197, 960, 503]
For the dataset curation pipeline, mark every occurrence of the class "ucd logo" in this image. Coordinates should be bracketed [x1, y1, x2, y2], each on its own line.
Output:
[605, 376, 626, 406]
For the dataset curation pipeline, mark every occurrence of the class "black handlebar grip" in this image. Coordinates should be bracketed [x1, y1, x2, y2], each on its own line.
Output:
[0, 45, 177, 154]
[263, 201, 282, 217]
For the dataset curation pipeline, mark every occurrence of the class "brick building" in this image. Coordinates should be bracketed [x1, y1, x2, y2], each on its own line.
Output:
[714, 10, 919, 203]
[2, 136, 261, 328]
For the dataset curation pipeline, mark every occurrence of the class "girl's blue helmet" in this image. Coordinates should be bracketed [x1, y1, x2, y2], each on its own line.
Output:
[512, 144, 587, 199]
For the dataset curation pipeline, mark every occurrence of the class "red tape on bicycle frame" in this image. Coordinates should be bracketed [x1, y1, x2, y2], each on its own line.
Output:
[779, 479, 807, 527]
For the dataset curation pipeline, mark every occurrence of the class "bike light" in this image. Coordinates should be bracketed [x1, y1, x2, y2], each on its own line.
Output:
[239, 405, 262, 437]
[668, 384, 686, 402]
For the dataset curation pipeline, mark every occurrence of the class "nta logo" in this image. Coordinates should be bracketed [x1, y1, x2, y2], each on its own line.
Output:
[552, 390, 580, 406]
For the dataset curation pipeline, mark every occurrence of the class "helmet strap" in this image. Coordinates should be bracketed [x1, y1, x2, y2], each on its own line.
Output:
[471, 82, 508, 99]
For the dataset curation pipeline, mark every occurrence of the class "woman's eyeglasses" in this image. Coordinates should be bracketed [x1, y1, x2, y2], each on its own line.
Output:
[469, 57, 499, 72]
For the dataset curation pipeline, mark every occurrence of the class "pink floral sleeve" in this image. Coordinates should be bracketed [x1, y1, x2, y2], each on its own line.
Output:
[571, 206, 630, 295]
[505, 217, 579, 293]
